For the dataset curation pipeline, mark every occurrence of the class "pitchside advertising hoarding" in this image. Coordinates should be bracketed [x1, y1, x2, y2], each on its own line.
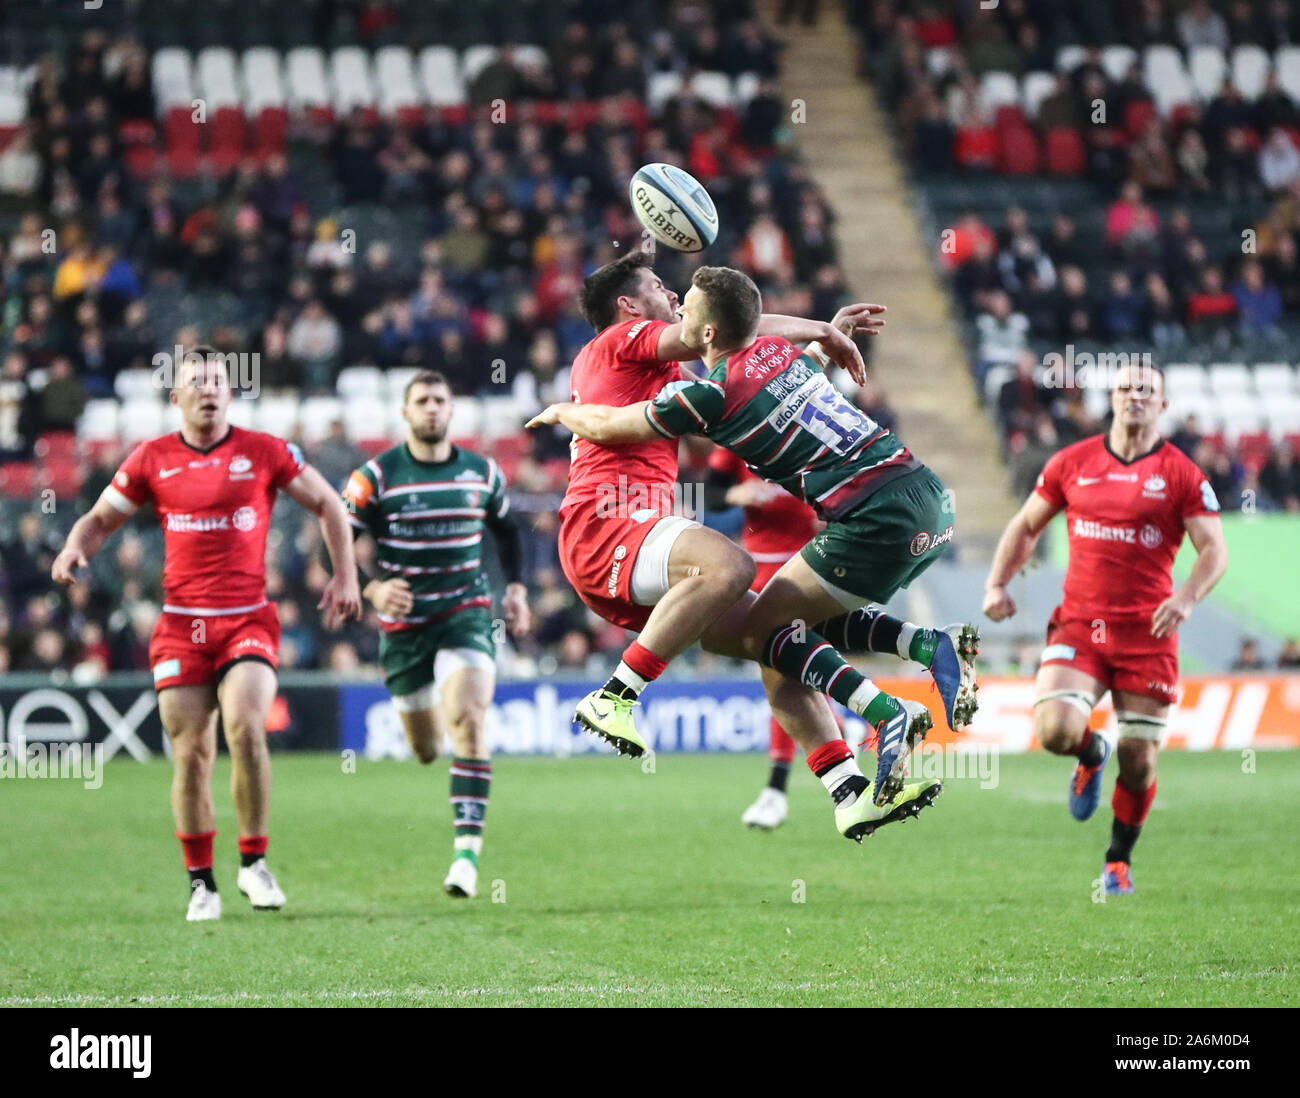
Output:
[0, 675, 1295, 760]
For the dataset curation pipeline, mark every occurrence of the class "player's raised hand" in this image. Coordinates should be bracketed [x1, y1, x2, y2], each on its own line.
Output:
[1151, 591, 1194, 638]
[525, 405, 566, 430]
[502, 582, 531, 637]
[365, 577, 414, 620]
[831, 302, 887, 338]
[818, 326, 868, 385]
[319, 572, 363, 628]
[51, 547, 89, 586]
[982, 584, 1017, 621]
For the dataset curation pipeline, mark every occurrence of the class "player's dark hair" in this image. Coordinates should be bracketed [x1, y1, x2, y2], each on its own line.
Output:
[692, 266, 762, 347]
[579, 250, 655, 332]
[403, 369, 453, 403]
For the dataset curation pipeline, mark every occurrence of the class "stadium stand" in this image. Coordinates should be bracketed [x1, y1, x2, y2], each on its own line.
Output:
[0, 1, 900, 678]
[854, 0, 1300, 517]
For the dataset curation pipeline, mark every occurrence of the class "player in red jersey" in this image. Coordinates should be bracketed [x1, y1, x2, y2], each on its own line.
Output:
[983, 361, 1227, 894]
[52, 349, 362, 921]
[706, 446, 824, 829]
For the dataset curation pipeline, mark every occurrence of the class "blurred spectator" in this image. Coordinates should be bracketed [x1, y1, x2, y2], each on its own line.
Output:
[1260, 443, 1300, 509]
[286, 300, 342, 390]
[308, 420, 368, 492]
[1279, 638, 1300, 669]
[1232, 260, 1284, 340]
[975, 290, 1029, 388]
[1178, 0, 1230, 51]
[1259, 128, 1300, 194]
[1231, 637, 1266, 671]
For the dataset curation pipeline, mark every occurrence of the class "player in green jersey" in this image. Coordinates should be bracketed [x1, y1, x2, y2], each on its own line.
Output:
[344, 371, 531, 898]
[529, 267, 978, 815]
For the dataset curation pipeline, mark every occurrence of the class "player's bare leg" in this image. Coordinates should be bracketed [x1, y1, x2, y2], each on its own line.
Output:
[1103, 691, 1167, 895]
[440, 664, 494, 898]
[218, 659, 285, 910]
[1033, 664, 1114, 822]
[576, 524, 754, 756]
[160, 685, 222, 920]
[727, 555, 934, 807]
[397, 704, 442, 765]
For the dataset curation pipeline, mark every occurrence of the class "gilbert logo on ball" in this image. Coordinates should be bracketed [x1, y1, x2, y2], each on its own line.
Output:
[629, 163, 719, 253]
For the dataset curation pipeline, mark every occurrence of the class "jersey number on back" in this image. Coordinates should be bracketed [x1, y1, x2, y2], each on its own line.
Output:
[796, 386, 874, 455]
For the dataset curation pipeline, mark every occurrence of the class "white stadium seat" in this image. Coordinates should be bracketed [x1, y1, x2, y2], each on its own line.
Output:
[1208, 363, 1252, 396]
[374, 46, 421, 116]
[1189, 46, 1227, 102]
[342, 399, 389, 442]
[647, 71, 683, 114]
[77, 400, 120, 441]
[734, 72, 762, 106]
[1021, 71, 1057, 120]
[242, 47, 286, 112]
[384, 367, 420, 403]
[927, 48, 955, 79]
[1232, 45, 1271, 101]
[512, 45, 550, 74]
[336, 365, 384, 401]
[1165, 390, 1214, 425]
[1216, 393, 1265, 441]
[1277, 46, 1300, 104]
[478, 396, 523, 440]
[152, 47, 194, 111]
[460, 45, 498, 86]
[689, 71, 734, 108]
[225, 399, 255, 429]
[419, 46, 465, 107]
[285, 47, 331, 112]
[1263, 394, 1300, 438]
[1163, 363, 1210, 396]
[1055, 45, 1087, 73]
[1100, 45, 1138, 83]
[121, 399, 166, 442]
[979, 71, 1021, 114]
[1252, 363, 1298, 396]
[195, 47, 241, 111]
[331, 47, 376, 116]
[114, 368, 161, 402]
[299, 396, 344, 443]
[447, 396, 483, 440]
[1144, 45, 1195, 116]
[254, 396, 300, 437]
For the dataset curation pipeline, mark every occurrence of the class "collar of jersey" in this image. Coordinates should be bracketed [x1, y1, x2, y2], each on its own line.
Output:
[1103, 435, 1164, 467]
[177, 426, 233, 455]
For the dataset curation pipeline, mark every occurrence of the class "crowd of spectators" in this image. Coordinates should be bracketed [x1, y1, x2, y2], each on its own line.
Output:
[0, 11, 899, 678]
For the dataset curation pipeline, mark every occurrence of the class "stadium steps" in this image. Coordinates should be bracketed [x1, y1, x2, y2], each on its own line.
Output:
[759, 1, 1016, 551]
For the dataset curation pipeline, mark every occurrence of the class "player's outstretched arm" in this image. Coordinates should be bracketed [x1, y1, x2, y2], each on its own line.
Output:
[284, 464, 363, 627]
[1151, 513, 1228, 638]
[51, 496, 130, 585]
[982, 492, 1059, 621]
[525, 401, 657, 444]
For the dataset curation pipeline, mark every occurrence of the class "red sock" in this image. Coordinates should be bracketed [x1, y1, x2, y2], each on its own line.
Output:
[177, 830, 216, 871]
[622, 640, 668, 683]
[806, 739, 853, 777]
[238, 835, 269, 858]
[1112, 777, 1156, 827]
[770, 718, 797, 763]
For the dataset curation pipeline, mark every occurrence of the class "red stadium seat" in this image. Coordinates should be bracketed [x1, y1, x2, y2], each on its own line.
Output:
[0, 461, 36, 498]
[39, 457, 83, 497]
[123, 144, 157, 178]
[997, 126, 1040, 174]
[954, 126, 997, 170]
[1286, 433, 1300, 457]
[995, 104, 1026, 130]
[210, 108, 246, 175]
[34, 431, 77, 461]
[1238, 432, 1272, 468]
[1045, 127, 1086, 175]
[1123, 99, 1158, 139]
[255, 107, 289, 152]
[118, 119, 156, 146]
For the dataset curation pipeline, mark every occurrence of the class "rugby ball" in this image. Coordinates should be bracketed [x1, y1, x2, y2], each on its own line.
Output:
[629, 163, 719, 253]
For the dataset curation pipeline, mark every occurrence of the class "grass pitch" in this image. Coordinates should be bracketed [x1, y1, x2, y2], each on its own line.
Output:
[1, 751, 1296, 1007]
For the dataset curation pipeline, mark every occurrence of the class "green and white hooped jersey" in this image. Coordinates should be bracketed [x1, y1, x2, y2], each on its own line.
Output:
[343, 444, 508, 632]
[643, 338, 921, 520]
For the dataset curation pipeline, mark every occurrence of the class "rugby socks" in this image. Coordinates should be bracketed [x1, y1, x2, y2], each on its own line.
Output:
[604, 641, 668, 701]
[765, 623, 903, 725]
[450, 757, 491, 867]
[1074, 728, 1107, 767]
[807, 740, 868, 809]
[768, 718, 796, 792]
[816, 608, 940, 667]
[238, 834, 268, 868]
[178, 830, 217, 891]
[1106, 777, 1156, 864]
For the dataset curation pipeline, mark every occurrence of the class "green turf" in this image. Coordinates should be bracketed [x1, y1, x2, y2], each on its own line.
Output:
[1, 752, 1296, 1007]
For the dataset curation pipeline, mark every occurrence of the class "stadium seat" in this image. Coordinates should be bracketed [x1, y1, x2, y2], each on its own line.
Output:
[331, 46, 376, 118]
[926, 48, 955, 79]
[210, 106, 245, 173]
[1164, 363, 1210, 395]
[374, 46, 422, 119]
[689, 71, 734, 109]
[0, 461, 36, 499]
[285, 47, 332, 117]
[114, 368, 161, 402]
[196, 47, 241, 110]
[122, 399, 166, 442]
[512, 45, 550, 74]
[996, 125, 1040, 174]
[1208, 363, 1252, 396]
[1021, 71, 1056, 121]
[734, 72, 762, 106]
[1055, 45, 1088, 73]
[1277, 46, 1300, 104]
[460, 45, 497, 85]
[153, 47, 194, 111]
[1252, 363, 1298, 396]
[336, 365, 384, 401]
[342, 399, 389, 447]
[447, 396, 483, 440]
[34, 431, 77, 461]
[254, 396, 300, 437]
[1264, 395, 1300, 439]
[299, 396, 344, 443]
[648, 71, 684, 115]
[77, 399, 121, 441]
[384, 367, 420, 403]
[478, 397, 523, 440]
[1144, 46, 1195, 117]
[225, 399, 255, 429]
[1124, 98, 1158, 139]
[1044, 127, 1085, 175]
[1233, 45, 1272, 101]
[242, 47, 286, 113]
[1100, 45, 1138, 84]
[1188, 46, 1227, 103]
[418, 46, 465, 107]
[979, 71, 1021, 116]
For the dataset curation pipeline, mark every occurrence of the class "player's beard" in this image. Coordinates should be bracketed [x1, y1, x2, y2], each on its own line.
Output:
[412, 422, 448, 445]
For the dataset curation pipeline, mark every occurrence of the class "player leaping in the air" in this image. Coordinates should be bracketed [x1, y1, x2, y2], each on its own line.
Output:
[51, 348, 362, 921]
[529, 262, 978, 835]
[342, 371, 530, 900]
[982, 361, 1227, 895]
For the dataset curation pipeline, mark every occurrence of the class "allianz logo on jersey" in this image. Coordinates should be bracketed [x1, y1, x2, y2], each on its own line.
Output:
[1072, 518, 1163, 548]
[166, 506, 258, 533]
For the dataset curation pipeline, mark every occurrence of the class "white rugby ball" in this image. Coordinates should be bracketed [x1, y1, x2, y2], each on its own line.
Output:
[629, 163, 719, 253]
